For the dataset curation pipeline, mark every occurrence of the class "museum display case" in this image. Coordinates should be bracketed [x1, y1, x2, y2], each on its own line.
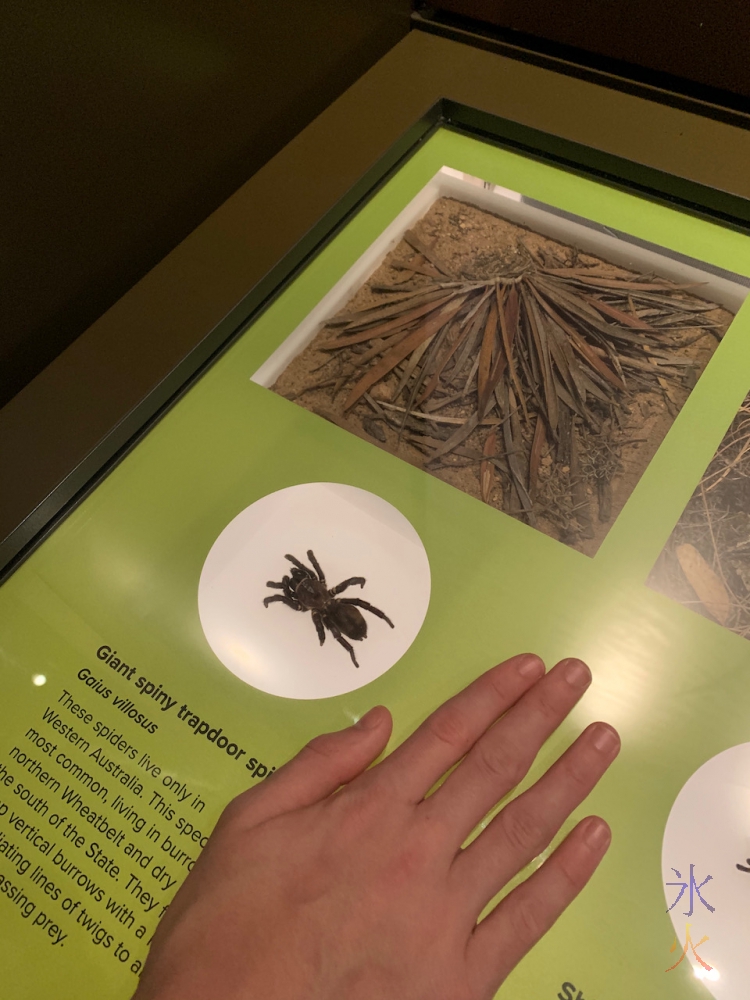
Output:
[2, 29, 750, 999]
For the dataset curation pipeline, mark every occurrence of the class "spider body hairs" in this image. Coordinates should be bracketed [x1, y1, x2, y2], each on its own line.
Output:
[263, 550, 394, 668]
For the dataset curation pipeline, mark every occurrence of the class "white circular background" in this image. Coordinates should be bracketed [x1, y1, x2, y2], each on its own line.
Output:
[198, 483, 431, 699]
[662, 743, 750, 996]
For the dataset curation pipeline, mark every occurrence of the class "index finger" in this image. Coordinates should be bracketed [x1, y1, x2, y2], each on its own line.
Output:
[373, 653, 545, 802]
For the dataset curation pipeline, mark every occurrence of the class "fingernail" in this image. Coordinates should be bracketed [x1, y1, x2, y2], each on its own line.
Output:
[517, 654, 545, 678]
[563, 658, 591, 688]
[355, 707, 381, 730]
[582, 817, 611, 851]
[591, 723, 620, 754]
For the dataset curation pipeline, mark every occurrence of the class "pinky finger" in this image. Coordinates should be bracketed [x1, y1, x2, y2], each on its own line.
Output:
[467, 816, 611, 996]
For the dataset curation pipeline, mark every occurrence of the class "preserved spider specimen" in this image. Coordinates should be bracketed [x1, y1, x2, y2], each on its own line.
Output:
[263, 549, 394, 668]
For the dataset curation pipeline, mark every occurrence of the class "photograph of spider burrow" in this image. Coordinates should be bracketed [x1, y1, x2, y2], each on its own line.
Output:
[274, 198, 733, 556]
[649, 392, 750, 639]
[263, 549, 394, 667]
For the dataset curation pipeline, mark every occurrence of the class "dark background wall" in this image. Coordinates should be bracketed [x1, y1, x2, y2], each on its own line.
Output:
[423, 0, 750, 101]
[1, 0, 411, 407]
[3, 1, 748, 409]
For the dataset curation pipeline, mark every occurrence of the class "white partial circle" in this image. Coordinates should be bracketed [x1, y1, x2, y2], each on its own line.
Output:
[662, 743, 750, 997]
[198, 483, 431, 699]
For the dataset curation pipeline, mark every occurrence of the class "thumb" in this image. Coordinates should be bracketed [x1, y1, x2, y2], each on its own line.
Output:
[223, 706, 392, 829]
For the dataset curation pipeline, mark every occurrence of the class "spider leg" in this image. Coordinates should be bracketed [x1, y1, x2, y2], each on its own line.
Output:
[330, 577, 366, 596]
[338, 598, 394, 628]
[285, 553, 314, 577]
[263, 594, 303, 611]
[306, 549, 326, 584]
[265, 580, 285, 589]
[327, 622, 360, 668]
[311, 611, 326, 646]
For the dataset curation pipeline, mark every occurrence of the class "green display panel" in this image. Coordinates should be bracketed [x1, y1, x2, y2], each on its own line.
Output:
[2, 127, 750, 1000]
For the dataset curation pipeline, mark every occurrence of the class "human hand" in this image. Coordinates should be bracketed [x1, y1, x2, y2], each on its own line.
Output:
[133, 654, 620, 1000]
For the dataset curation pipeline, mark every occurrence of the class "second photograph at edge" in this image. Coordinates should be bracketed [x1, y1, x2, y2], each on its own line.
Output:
[649, 389, 750, 639]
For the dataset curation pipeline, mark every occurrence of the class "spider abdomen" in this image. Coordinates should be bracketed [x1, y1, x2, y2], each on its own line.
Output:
[329, 603, 367, 641]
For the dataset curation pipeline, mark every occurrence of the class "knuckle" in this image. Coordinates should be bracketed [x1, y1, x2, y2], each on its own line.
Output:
[338, 773, 384, 813]
[555, 853, 583, 897]
[474, 743, 512, 782]
[559, 753, 592, 796]
[499, 805, 548, 856]
[331, 783, 398, 846]
[485, 669, 514, 703]
[357, 768, 396, 807]
[473, 737, 527, 787]
[387, 844, 426, 885]
[302, 731, 341, 761]
[532, 687, 561, 725]
[214, 797, 243, 830]
[330, 794, 373, 841]
[426, 708, 474, 754]
[213, 789, 257, 833]
[513, 896, 547, 947]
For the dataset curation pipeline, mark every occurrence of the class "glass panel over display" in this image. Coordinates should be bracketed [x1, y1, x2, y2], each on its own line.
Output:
[2, 126, 750, 1000]
[253, 166, 748, 555]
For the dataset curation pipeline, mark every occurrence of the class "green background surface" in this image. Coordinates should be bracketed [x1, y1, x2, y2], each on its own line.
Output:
[1, 128, 750, 998]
